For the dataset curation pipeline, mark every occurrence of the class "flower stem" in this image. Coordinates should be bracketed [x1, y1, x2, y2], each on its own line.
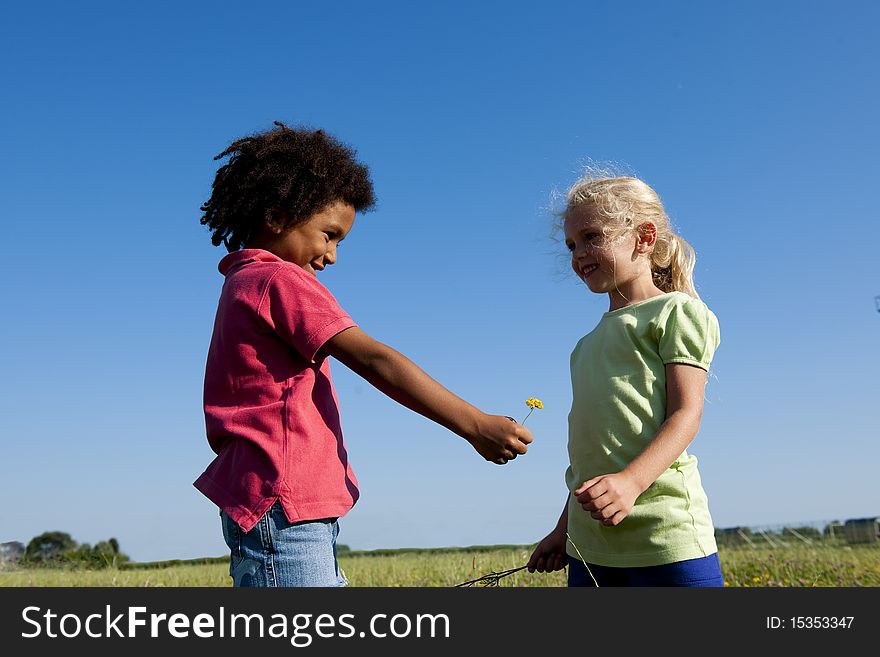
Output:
[566, 532, 599, 587]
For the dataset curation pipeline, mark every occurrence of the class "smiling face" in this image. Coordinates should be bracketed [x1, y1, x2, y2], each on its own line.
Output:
[249, 201, 356, 276]
[563, 205, 649, 296]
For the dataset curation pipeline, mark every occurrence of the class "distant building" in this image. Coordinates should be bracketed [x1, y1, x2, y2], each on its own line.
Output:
[843, 518, 879, 544]
[0, 541, 25, 564]
[823, 521, 845, 540]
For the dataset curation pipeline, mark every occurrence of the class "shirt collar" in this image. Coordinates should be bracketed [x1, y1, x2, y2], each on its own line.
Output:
[218, 249, 283, 276]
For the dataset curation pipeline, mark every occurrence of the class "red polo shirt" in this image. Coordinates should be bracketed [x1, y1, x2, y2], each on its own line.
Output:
[194, 249, 359, 532]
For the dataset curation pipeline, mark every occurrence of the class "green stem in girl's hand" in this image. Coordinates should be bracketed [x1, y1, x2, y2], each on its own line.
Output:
[566, 532, 599, 587]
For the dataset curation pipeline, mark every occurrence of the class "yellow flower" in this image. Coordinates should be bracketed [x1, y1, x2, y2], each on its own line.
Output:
[522, 397, 544, 424]
[752, 576, 761, 583]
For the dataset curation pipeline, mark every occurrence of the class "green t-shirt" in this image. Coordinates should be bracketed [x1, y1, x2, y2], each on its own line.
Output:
[565, 291, 721, 567]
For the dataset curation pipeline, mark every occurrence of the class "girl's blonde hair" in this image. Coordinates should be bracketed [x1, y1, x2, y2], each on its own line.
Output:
[564, 175, 699, 299]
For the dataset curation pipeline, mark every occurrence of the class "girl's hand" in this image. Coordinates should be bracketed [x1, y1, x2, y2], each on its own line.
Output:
[526, 528, 568, 573]
[574, 473, 643, 527]
[573, 363, 707, 525]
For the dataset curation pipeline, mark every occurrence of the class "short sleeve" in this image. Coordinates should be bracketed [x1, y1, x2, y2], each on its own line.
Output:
[257, 265, 357, 363]
[657, 296, 720, 371]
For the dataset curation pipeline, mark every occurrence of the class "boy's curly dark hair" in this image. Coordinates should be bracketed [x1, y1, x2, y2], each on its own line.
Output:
[200, 121, 376, 251]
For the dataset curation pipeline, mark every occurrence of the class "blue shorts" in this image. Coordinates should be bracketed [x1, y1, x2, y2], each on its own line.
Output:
[568, 553, 724, 587]
[220, 501, 347, 587]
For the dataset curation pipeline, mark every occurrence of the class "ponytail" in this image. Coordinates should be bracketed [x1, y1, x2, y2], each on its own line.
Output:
[651, 233, 698, 299]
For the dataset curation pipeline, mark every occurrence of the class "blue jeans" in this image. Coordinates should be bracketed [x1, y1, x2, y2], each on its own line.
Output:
[220, 501, 347, 587]
[568, 553, 724, 587]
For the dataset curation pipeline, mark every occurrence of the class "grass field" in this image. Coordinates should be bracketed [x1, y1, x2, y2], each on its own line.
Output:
[1, 544, 878, 587]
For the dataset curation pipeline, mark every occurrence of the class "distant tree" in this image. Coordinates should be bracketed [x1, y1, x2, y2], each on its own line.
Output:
[92, 541, 113, 556]
[69, 544, 94, 562]
[91, 540, 129, 567]
[336, 544, 351, 554]
[24, 532, 129, 568]
[25, 532, 77, 562]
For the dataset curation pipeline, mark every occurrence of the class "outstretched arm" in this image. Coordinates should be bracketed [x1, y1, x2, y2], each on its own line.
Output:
[321, 326, 532, 464]
[575, 363, 707, 525]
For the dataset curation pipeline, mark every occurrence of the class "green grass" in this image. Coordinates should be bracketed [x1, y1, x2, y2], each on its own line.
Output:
[0, 563, 231, 587]
[718, 545, 880, 587]
[1, 545, 877, 587]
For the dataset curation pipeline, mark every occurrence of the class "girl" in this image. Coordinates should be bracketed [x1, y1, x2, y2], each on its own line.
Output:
[194, 122, 532, 587]
[526, 175, 723, 587]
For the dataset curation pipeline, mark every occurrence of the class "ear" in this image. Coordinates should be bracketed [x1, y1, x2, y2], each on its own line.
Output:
[636, 222, 657, 254]
[265, 209, 287, 235]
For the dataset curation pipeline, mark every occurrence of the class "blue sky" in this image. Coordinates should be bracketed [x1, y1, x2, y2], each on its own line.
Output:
[1, 1, 878, 562]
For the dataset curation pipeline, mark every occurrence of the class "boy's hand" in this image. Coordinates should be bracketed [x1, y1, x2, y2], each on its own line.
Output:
[574, 472, 642, 527]
[526, 527, 567, 573]
[469, 414, 532, 464]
